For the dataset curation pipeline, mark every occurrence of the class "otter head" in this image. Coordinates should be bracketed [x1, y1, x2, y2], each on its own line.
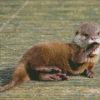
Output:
[74, 23, 100, 49]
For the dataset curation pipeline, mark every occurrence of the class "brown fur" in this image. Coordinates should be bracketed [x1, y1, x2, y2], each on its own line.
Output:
[0, 23, 100, 91]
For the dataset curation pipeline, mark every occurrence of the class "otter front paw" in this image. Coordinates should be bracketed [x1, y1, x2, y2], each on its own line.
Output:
[86, 43, 99, 55]
[84, 69, 94, 78]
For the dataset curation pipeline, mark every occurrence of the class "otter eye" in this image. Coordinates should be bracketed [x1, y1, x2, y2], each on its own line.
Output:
[83, 33, 88, 37]
[98, 32, 100, 36]
[75, 31, 78, 35]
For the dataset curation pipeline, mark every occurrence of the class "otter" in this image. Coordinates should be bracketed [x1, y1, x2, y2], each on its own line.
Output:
[0, 23, 100, 91]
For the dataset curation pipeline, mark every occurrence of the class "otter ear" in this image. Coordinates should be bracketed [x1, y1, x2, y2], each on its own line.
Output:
[75, 31, 79, 35]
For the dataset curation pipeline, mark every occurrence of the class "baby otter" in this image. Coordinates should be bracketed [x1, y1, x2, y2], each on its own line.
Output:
[0, 23, 100, 91]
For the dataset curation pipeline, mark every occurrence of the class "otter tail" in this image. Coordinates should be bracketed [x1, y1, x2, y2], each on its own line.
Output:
[0, 63, 30, 91]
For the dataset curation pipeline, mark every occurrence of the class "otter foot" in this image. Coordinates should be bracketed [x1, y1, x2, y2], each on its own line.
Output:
[39, 73, 61, 81]
[83, 69, 94, 78]
[39, 73, 69, 81]
[57, 73, 69, 80]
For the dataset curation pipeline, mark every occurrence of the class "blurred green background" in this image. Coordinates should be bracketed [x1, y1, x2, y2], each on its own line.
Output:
[0, 0, 100, 99]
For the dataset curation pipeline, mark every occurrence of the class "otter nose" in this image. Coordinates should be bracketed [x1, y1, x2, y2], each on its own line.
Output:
[91, 37, 96, 41]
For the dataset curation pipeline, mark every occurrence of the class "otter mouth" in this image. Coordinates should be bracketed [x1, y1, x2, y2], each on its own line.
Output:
[92, 47, 100, 55]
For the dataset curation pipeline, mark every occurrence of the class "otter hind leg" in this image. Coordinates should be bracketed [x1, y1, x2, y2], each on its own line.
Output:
[39, 73, 69, 81]
[32, 66, 62, 73]
[32, 66, 69, 81]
